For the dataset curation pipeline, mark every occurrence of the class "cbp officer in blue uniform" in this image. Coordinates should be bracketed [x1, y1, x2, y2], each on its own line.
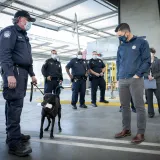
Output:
[0, 10, 37, 156]
[114, 23, 151, 144]
[66, 51, 88, 109]
[89, 51, 109, 107]
[41, 49, 63, 94]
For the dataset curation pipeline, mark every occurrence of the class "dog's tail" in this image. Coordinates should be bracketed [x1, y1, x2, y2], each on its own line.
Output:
[55, 85, 64, 96]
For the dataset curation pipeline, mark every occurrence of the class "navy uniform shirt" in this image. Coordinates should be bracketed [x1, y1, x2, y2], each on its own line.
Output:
[66, 58, 88, 76]
[88, 58, 105, 77]
[0, 24, 35, 77]
[41, 58, 63, 80]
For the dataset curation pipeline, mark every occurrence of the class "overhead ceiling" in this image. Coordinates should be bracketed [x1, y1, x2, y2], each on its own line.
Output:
[0, 0, 118, 61]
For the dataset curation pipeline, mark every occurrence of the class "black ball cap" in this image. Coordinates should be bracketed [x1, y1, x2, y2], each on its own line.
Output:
[14, 10, 36, 22]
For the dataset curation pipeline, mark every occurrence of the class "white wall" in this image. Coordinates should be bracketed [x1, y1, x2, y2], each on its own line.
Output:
[120, 0, 160, 57]
[86, 36, 119, 59]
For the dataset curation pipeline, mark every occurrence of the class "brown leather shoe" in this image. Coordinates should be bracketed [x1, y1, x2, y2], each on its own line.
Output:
[131, 134, 145, 144]
[115, 130, 131, 138]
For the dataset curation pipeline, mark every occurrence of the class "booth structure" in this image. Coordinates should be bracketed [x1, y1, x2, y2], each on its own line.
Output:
[105, 62, 116, 90]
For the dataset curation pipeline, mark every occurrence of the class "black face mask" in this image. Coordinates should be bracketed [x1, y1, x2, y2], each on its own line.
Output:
[118, 32, 127, 43]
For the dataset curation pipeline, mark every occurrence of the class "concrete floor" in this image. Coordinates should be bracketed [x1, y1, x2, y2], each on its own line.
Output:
[0, 92, 160, 160]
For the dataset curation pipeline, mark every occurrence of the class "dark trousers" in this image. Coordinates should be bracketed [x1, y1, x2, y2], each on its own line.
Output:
[145, 89, 148, 103]
[119, 78, 146, 134]
[71, 79, 86, 105]
[147, 83, 160, 114]
[91, 77, 106, 103]
[45, 79, 59, 94]
[2, 67, 28, 148]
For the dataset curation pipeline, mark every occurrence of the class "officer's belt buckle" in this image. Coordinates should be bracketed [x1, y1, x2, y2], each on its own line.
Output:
[74, 78, 78, 82]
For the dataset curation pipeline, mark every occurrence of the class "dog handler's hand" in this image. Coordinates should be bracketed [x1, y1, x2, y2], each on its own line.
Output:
[59, 80, 63, 85]
[8, 76, 16, 89]
[69, 74, 73, 80]
[47, 76, 51, 81]
[32, 76, 37, 85]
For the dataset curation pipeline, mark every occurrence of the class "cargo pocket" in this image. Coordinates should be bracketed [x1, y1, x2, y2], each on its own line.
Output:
[3, 68, 28, 100]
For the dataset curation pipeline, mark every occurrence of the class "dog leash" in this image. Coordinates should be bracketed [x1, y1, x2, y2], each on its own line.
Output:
[30, 82, 44, 102]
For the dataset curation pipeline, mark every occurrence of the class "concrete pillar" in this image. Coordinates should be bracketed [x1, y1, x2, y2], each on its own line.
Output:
[120, 0, 160, 57]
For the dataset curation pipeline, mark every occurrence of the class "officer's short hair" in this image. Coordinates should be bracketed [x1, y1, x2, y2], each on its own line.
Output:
[77, 51, 82, 55]
[51, 50, 57, 53]
[92, 51, 97, 54]
[115, 23, 131, 32]
[150, 48, 156, 54]
[12, 17, 19, 24]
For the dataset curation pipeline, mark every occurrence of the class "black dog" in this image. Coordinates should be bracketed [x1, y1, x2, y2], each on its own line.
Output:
[39, 86, 63, 139]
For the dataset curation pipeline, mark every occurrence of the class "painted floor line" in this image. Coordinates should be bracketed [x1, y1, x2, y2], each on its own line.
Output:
[42, 134, 160, 147]
[31, 138, 160, 155]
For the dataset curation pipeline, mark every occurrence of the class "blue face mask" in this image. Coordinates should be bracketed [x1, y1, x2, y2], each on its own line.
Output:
[118, 34, 127, 43]
[24, 21, 32, 31]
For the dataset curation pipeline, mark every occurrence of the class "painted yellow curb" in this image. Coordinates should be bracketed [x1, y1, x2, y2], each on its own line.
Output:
[36, 99, 158, 107]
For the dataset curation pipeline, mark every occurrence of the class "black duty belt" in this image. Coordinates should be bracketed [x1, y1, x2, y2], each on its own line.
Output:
[92, 76, 104, 79]
[14, 64, 29, 71]
[73, 75, 86, 79]
[72, 75, 87, 82]
[50, 77, 60, 81]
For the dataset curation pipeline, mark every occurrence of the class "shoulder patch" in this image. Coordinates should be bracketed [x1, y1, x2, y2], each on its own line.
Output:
[132, 45, 136, 49]
[4, 31, 11, 38]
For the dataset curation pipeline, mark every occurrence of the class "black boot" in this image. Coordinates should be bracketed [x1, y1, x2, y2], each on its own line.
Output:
[72, 104, 77, 109]
[6, 134, 31, 144]
[21, 134, 31, 142]
[91, 103, 97, 107]
[8, 142, 32, 157]
[79, 104, 87, 108]
[148, 113, 155, 118]
[100, 100, 109, 103]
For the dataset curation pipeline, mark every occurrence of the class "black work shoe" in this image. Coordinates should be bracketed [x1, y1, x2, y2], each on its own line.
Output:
[6, 134, 31, 144]
[148, 113, 155, 118]
[100, 100, 109, 103]
[91, 103, 97, 107]
[119, 106, 122, 112]
[79, 104, 87, 108]
[72, 104, 77, 109]
[131, 107, 136, 113]
[8, 142, 32, 157]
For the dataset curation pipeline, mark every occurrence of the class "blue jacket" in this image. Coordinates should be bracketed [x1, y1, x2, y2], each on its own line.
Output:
[0, 25, 35, 77]
[116, 36, 151, 80]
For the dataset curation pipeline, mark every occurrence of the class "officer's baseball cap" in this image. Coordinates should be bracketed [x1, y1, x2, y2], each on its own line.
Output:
[14, 10, 36, 22]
